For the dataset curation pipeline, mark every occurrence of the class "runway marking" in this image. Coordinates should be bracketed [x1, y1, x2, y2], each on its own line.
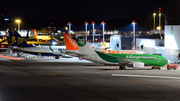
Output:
[48, 73, 61, 75]
[112, 74, 180, 79]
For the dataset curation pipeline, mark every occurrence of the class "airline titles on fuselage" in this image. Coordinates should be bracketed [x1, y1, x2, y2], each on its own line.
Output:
[99, 50, 137, 54]
[126, 55, 156, 59]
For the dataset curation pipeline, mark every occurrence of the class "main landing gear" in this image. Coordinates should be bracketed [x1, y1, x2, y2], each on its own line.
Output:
[119, 66, 126, 70]
[55, 56, 60, 59]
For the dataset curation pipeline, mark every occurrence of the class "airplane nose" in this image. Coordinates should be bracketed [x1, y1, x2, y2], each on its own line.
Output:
[168, 60, 171, 64]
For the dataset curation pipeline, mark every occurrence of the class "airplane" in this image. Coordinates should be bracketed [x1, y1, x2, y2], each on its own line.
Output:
[74, 33, 171, 70]
[61, 33, 146, 58]
[8, 31, 63, 59]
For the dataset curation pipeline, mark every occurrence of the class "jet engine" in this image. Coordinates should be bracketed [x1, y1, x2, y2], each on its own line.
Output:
[133, 62, 144, 68]
[128, 62, 144, 68]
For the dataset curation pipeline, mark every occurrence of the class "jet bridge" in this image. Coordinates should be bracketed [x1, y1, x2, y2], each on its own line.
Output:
[110, 35, 121, 50]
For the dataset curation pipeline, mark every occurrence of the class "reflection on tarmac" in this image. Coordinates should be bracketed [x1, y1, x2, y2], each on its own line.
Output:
[0, 55, 24, 60]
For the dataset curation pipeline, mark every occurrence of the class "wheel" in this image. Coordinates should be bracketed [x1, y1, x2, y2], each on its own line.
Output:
[174, 67, 176, 70]
[55, 56, 60, 59]
[119, 66, 122, 70]
[119, 66, 123, 70]
[167, 68, 170, 70]
[122, 66, 126, 70]
[152, 66, 160, 70]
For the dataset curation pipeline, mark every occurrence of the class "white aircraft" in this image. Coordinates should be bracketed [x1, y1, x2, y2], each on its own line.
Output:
[74, 33, 170, 69]
[9, 31, 63, 59]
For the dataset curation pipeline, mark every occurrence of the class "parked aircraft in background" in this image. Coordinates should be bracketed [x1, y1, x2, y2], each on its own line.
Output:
[8, 31, 62, 59]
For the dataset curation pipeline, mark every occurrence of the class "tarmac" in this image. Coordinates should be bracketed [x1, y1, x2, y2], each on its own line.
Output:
[0, 53, 180, 101]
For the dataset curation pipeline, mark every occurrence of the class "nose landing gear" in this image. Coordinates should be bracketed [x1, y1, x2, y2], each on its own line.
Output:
[152, 66, 161, 70]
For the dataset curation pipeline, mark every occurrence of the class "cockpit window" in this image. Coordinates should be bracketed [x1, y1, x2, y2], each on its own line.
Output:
[163, 58, 166, 60]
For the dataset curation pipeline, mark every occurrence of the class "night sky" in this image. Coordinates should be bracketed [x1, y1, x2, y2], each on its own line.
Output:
[0, 0, 180, 30]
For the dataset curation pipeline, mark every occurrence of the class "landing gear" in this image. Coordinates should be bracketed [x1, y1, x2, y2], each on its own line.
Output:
[17, 52, 21, 57]
[55, 56, 60, 59]
[152, 66, 161, 70]
[119, 66, 126, 70]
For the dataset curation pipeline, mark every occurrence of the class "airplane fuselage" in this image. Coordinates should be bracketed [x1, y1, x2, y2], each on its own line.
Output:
[10, 46, 58, 56]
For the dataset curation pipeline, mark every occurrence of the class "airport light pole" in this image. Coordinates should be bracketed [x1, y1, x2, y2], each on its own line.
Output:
[101, 21, 105, 50]
[164, 14, 167, 25]
[132, 20, 136, 50]
[15, 19, 21, 32]
[92, 21, 95, 48]
[67, 22, 72, 36]
[159, 8, 161, 37]
[161, 13, 167, 25]
[153, 13, 156, 34]
[85, 21, 89, 41]
[157, 26, 162, 39]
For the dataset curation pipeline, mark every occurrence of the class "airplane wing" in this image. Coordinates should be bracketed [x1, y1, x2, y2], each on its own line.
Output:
[112, 55, 145, 67]
[117, 58, 132, 64]
[63, 50, 87, 57]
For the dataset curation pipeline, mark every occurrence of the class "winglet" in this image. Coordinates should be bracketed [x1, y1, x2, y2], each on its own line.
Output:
[63, 33, 79, 50]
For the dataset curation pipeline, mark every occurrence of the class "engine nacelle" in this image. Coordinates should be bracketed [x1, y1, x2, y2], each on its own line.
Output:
[133, 62, 144, 68]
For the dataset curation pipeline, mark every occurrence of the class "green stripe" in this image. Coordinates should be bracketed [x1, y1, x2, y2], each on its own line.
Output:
[94, 50, 168, 67]
[94, 50, 119, 63]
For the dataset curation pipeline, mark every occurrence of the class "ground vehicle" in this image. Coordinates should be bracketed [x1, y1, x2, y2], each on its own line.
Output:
[167, 65, 178, 70]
